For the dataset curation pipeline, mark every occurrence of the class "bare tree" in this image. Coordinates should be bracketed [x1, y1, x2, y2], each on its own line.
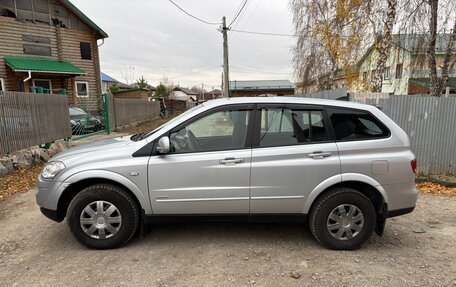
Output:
[399, 0, 456, 96]
[120, 66, 136, 85]
[427, 0, 456, 96]
[370, 0, 398, 92]
[291, 0, 371, 90]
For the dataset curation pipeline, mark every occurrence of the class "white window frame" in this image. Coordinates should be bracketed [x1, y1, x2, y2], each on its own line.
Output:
[383, 67, 390, 80]
[32, 79, 52, 93]
[395, 63, 403, 78]
[0, 78, 4, 91]
[75, 81, 89, 98]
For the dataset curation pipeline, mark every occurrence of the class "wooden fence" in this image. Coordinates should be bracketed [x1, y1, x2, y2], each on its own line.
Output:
[0, 91, 71, 154]
[106, 94, 160, 130]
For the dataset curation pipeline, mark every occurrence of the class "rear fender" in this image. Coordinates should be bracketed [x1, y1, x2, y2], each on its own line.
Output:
[303, 173, 388, 214]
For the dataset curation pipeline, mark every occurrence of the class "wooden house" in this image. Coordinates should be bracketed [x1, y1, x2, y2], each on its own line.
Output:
[0, 0, 107, 106]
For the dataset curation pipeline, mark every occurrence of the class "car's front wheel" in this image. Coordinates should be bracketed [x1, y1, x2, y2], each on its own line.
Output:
[309, 187, 376, 250]
[67, 184, 139, 249]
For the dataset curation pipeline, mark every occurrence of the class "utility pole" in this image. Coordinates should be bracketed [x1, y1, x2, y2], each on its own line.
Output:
[222, 16, 230, 98]
[201, 83, 205, 102]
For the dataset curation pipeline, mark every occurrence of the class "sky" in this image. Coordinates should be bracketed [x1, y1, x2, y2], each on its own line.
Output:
[71, 0, 295, 90]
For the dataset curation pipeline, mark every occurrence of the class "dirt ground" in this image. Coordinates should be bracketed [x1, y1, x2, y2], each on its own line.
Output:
[0, 190, 455, 287]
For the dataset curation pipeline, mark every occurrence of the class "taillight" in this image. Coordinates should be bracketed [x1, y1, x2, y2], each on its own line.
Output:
[411, 159, 417, 174]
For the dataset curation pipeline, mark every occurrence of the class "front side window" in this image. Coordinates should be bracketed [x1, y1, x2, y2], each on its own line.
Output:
[169, 109, 250, 153]
[329, 108, 390, 141]
[259, 108, 330, 147]
[75, 81, 89, 97]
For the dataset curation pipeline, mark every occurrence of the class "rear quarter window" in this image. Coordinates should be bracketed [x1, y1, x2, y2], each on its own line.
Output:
[328, 108, 390, 141]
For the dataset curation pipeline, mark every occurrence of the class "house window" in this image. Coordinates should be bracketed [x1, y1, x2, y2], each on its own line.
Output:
[23, 35, 52, 56]
[0, 78, 5, 91]
[80, 42, 92, 60]
[396, 63, 403, 78]
[383, 67, 390, 80]
[32, 79, 52, 93]
[75, 81, 89, 97]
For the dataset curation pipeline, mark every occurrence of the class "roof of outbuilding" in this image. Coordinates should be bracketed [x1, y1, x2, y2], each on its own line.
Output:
[101, 72, 119, 82]
[173, 87, 199, 95]
[392, 34, 453, 53]
[229, 80, 295, 91]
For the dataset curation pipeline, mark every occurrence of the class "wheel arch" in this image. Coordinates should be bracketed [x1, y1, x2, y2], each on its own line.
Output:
[56, 171, 151, 221]
[303, 173, 388, 217]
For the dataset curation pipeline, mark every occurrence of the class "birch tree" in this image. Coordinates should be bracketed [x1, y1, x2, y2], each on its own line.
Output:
[427, 0, 456, 96]
[291, 0, 370, 90]
[370, 0, 398, 92]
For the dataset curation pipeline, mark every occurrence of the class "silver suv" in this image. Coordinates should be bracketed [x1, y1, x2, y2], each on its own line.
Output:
[36, 97, 418, 250]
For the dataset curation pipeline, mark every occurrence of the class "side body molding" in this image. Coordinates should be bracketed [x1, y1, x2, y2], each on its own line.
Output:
[302, 173, 389, 214]
[63, 170, 152, 214]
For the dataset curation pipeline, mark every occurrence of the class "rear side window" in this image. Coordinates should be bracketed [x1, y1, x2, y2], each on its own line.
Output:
[259, 108, 330, 147]
[328, 108, 390, 141]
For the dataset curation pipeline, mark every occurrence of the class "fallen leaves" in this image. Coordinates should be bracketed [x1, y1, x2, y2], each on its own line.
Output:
[0, 164, 43, 202]
[416, 181, 456, 196]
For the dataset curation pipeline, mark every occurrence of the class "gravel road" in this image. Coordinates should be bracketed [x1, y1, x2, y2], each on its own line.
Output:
[0, 190, 455, 287]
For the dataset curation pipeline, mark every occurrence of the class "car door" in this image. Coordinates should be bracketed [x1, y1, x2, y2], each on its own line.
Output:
[147, 105, 254, 214]
[250, 104, 341, 214]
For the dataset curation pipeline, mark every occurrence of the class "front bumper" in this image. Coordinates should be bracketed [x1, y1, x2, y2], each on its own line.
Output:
[36, 175, 68, 215]
[40, 207, 64, 222]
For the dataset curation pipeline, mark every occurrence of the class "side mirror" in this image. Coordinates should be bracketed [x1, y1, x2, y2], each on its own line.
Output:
[156, 136, 170, 154]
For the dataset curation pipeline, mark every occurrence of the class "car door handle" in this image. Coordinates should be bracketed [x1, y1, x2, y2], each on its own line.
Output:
[308, 152, 332, 159]
[219, 158, 245, 165]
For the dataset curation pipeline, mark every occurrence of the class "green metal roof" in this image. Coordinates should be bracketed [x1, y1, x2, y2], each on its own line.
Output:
[229, 80, 295, 91]
[4, 56, 85, 75]
[61, 0, 108, 39]
[410, 77, 456, 88]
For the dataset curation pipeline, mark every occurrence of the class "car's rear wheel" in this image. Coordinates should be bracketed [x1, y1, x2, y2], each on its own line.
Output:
[67, 184, 139, 249]
[309, 187, 376, 250]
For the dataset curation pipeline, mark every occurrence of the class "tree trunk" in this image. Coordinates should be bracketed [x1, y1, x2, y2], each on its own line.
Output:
[371, 0, 397, 92]
[427, 0, 440, 96]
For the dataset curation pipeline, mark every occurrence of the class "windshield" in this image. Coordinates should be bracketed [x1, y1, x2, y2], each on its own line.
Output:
[69, 107, 87, 116]
[141, 104, 204, 139]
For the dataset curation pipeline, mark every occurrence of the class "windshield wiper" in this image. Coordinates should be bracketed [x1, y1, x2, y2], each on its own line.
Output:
[130, 132, 145, 141]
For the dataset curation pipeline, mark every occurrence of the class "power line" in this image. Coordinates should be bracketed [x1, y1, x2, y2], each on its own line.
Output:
[168, 0, 221, 25]
[230, 29, 296, 37]
[228, 0, 248, 28]
[229, 0, 261, 42]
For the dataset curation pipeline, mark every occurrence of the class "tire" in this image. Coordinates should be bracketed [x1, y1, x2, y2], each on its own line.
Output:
[309, 187, 376, 250]
[67, 184, 139, 249]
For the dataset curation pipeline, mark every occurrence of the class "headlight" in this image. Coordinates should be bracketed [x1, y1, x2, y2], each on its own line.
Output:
[41, 161, 66, 179]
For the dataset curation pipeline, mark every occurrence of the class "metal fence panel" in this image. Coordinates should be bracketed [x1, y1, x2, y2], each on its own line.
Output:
[295, 88, 348, 100]
[383, 95, 456, 174]
[0, 91, 71, 154]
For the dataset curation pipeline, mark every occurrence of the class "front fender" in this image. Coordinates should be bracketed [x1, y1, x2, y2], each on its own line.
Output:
[61, 170, 152, 214]
[302, 173, 388, 214]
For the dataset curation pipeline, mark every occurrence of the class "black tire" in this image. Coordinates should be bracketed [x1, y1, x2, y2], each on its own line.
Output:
[309, 187, 376, 250]
[67, 184, 139, 249]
